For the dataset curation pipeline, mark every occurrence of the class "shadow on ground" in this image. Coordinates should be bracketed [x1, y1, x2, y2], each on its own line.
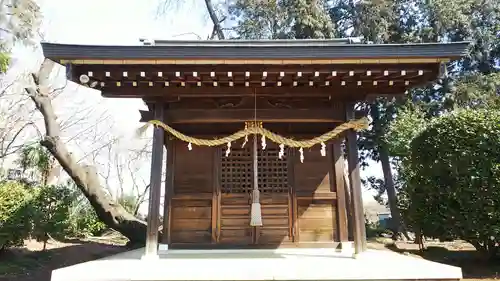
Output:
[0, 239, 128, 281]
[385, 243, 500, 280]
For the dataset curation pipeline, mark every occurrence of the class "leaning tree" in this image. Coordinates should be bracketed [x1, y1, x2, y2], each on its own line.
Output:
[24, 60, 148, 244]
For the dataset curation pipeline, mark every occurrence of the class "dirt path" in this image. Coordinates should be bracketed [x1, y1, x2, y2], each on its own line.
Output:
[0, 239, 127, 281]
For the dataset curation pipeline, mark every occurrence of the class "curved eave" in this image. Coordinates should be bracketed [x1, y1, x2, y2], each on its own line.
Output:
[41, 41, 471, 62]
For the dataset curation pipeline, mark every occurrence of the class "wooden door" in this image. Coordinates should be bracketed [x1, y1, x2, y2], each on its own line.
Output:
[217, 140, 292, 246]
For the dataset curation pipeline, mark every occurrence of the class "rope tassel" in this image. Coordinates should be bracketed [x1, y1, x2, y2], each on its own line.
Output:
[250, 134, 262, 226]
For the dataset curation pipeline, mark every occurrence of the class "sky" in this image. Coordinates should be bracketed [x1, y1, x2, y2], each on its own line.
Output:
[9, 0, 382, 211]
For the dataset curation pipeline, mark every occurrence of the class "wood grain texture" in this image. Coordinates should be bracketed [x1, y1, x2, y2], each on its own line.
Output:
[170, 198, 212, 244]
[173, 140, 213, 194]
[333, 138, 349, 242]
[293, 144, 338, 243]
[167, 132, 343, 247]
[346, 103, 367, 253]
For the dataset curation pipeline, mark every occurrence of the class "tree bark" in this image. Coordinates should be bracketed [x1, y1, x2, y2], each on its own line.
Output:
[379, 147, 401, 232]
[204, 0, 225, 39]
[370, 103, 407, 239]
[26, 60, 147, 244]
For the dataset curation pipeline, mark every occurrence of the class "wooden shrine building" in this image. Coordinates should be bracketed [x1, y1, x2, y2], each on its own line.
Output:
[41, 39, 469, 259]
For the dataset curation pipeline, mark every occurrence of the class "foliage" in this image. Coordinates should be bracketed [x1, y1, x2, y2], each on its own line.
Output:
[0, 177, 108, 250]
[228, 0, 333, 39]
[452, 73, 500, 110]
[117, 193, 139, 215]
[31, 185, 75, 250]
[16, 144, 55, 186]
[228, 0, 290, 39]
[406, 109, 500, 258]
[55, 180, 107, 237]
[0, 181, 32, 250]
[67, 199, 107, 237]
[386, 105, 428, 159]
[0, 53, 10, 73]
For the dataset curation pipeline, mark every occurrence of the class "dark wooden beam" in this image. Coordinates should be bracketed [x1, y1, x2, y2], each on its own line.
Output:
[102, 85, 410, 99]
[161, 136, 175, 245]
[332, 139, 348, 244]
[144, 102, 165, 257]
[345, 103, 367, 254]
[140, 108, 345, 123]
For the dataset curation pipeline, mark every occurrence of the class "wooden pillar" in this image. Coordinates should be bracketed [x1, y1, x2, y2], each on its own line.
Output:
[212, 146, 221, 243]
[345, 103, 367, 254]
[143, 103, 165, 258]
[344, 158, 355, 241]
[332, 139, 348, 246]
[161, 136, 175, 246]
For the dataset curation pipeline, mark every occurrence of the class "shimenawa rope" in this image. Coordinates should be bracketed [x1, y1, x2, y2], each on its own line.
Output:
[137, 117, 368, 148]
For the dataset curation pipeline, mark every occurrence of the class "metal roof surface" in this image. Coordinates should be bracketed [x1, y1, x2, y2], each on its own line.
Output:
[41, 40, 470, 60]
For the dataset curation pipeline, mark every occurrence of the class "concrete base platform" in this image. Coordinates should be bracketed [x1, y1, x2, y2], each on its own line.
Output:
[51, 248, 462, 281]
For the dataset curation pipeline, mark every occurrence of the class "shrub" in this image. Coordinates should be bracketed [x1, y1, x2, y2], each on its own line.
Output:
[31, 185, 75, 250]
[0, 181, 32, 250]
[408, 109, 500, 258]
[67, 200, 107, 237]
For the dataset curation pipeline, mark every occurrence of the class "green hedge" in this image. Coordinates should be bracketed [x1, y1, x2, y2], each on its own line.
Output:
[0, 182, 32, 250]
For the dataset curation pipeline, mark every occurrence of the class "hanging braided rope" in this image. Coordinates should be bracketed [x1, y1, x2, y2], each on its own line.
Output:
[137, 117, 369, 148]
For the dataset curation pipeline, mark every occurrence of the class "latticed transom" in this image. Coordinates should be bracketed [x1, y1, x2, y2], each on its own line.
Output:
[220, 146, 288, 194]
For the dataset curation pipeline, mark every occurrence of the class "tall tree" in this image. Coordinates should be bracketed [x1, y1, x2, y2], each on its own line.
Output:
[328, 0, 499, 237]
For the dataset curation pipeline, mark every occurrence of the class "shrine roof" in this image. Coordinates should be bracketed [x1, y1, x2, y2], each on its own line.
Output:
[41, 39, 470, 62]
[40, 39, 471, 103]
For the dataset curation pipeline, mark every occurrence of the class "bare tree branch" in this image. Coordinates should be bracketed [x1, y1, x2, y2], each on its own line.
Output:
[158, 0, 225, 39]
[204, 0, 225, 39]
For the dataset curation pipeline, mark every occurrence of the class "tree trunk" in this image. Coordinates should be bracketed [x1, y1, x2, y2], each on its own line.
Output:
[43, 235, 47, 251]
[25, 60, 147, 244]
[379, 144, 404, 238]
[204, 0, 225, 39]
[370, 103, 405, 238]
[414, 227, 425, 251]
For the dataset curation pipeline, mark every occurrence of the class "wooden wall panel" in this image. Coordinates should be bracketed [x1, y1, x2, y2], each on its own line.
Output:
[170, 140, 214, 244]
[297, 200, 337, 242]
[293, 146, 337, 243]
[173, 140, 213, 194]
[219, 194, 253, 245]
[170, 199, 212, 244]
[293, 149, 335, 194]
[258, 194, 291, 244]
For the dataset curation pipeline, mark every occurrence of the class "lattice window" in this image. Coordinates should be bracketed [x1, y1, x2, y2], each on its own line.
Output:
[220, 145, 288, 194]
[256, 149, 288, 193]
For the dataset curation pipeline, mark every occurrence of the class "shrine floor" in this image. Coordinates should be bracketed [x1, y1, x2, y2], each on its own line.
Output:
[50, 247, 462, 281]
